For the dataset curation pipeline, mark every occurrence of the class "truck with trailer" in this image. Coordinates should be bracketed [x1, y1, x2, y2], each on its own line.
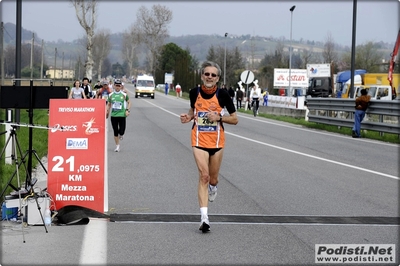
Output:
[306, 64, 333, 98]
[335, 69, 367, 98]
[342, 73, 400, 100]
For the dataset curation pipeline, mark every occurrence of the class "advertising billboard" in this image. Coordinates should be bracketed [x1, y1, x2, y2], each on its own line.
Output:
[306, 64, 331, 78]
[273, 68, 309, 87]
[47, 99, 107, 213]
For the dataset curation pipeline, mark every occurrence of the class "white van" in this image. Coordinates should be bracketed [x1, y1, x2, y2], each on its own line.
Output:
[135, 74, 155, 99]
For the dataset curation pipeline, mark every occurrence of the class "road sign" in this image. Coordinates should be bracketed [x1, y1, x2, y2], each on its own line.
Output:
[240, 70, 255, 84]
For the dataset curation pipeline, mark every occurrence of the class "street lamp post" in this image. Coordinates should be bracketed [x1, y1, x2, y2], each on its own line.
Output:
[289, 5, 296, 97]
[224, 32, 228, 85]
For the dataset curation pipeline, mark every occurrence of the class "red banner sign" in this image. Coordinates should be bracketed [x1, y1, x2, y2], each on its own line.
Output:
[47, 99, 107, 213]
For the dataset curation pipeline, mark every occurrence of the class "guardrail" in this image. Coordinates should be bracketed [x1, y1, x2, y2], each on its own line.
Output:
[306, 98, 400, 135]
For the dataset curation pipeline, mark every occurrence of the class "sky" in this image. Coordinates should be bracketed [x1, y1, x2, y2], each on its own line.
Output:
[0, 0, 399, 46]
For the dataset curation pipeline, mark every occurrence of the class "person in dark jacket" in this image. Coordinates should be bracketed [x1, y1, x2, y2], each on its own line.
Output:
[236, 88, 244, 109]
[81, 77, 93, 98]
[228, 86, 235, 101]
[352, 88, 371, 138]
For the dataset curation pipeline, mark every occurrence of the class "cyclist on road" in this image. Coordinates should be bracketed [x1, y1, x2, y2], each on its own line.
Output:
[250, 85, 262, 115]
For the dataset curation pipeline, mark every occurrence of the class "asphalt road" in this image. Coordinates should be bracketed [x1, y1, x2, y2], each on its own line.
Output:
[2, 84, 399, 266]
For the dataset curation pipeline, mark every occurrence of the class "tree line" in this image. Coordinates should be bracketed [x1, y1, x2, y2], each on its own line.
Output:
[2, 1, 397, 94]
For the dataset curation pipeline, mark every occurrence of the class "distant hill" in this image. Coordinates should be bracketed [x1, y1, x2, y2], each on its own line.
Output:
[3, 22, 393, 68]
[3, 22, 44, 44]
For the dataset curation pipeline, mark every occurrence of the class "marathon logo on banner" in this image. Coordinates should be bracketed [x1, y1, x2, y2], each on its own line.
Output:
[315, 244, 395, 264]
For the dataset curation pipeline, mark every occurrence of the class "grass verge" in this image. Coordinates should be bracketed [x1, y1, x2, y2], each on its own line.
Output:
[238, 108, 400, 144]
[0, 109, 49, 198]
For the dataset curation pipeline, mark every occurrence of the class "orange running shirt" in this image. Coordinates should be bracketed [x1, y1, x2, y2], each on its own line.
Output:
[191, 90, 225, 148]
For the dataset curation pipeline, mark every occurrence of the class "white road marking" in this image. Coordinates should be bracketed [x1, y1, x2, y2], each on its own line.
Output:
[226, 131, 399, 180]
[113, 221, 399, 227]
[145, 99, 399, 181]
[77, 97, 397, 262]
[79, 218, 108, 265]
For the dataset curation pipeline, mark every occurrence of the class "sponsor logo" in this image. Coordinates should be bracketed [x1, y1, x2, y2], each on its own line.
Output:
[82, 118, 100, 135]
[66, 138, 88, 149]
[51, 124, 78, 133]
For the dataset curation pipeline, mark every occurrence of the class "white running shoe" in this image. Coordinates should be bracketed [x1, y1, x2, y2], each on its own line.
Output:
[208, 185, 217, 202]
[114, 145, 120, 152]
[119, 135, 123, 140]
[199, 218, 210, 233]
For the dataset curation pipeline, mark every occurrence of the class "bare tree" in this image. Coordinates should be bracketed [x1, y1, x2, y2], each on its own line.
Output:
[135, 4, 172, 75]
[322, 31, 338, 64]
[122, 24, 140, 78]
[71, 0, 97, 81]
[340, 42, 384, 72]
[92, 29, 111, 80]
[275, 38, 287, 68]
[206, 45, 244, 87]
[300, 48, 315, 69]
[356, 42, 384, 72]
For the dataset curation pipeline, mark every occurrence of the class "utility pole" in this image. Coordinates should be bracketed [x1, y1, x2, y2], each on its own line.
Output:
[40, 39, 44, 82]
[15, 0, 22, 124]
[54, 48, 57, 81]
[289, 5, 296, 97]
[61, 52, 64, 86]
[224, 33, 228, 85]
[78, 56, 81, 80]
[30, 33, 34, 79]
[1, 22, 4, 86]
[69, 55, 72, 82]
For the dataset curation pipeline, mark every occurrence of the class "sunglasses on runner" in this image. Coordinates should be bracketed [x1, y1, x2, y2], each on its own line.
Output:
[204, 72, 218, 77]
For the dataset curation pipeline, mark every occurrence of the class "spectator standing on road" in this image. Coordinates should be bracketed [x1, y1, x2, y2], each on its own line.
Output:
[96, 80, 112, 102]
[93, 80, 102, 96]
[106, 79, 131, 152]
[352, 88, 371, 138]
[81, 77, 93, 99]
[69, 80, 87, 99]
[165, 83, 169, 95]
[262, 90, 269, 106]
[235, 88, 244, 109]
[175, 83, 182, 98]
[108, 80, 113, 92]
[228, 86, 235, 101]
[246, 87, 252, 110]
[120, 81, 128, 94]
[221, 84, 227, 92]
[180, 61, 238, 233]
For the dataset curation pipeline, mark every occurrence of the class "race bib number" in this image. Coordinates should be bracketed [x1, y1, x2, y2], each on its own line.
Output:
[112, 102, 122, 111]
[197, 111, 217, 132]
